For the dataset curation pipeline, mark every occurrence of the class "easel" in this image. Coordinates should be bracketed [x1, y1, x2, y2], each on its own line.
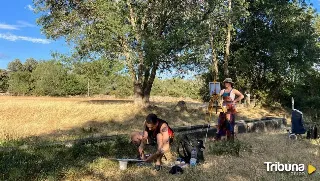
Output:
[208, 80, 222, 115]
[204, 80, 222, 143]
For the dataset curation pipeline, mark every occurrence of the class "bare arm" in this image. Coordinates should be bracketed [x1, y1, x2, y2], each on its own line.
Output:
[219, 89, 224, 96]
[158, 124, 169, 153]
[233, 89, 244, 103]
[144, 124, 169, 162]
[219, 89, 224, 103]
[139, 121, 148, 155]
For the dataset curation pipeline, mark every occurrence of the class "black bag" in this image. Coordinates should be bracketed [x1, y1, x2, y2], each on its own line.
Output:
[311, 125, 318, 139]
[176, 135, 205, 164]
[307, 125, 318, 139]
[169, 166, 183, 174]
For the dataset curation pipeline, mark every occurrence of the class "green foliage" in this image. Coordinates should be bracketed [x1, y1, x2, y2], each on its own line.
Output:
[292, 68, 320, 119]
[200, 0, 320, 117]
[72, 58, 125, 96]
[7, 59, 23, 72]
[33, 0, 211, 104]
[31, 60, 67, 96]
[8, 71, 32, 96]
[229, 0, 319, 106]
[152, 78, 202, 100]
[0, 136, 136, 180]
[105, 75, 133, 98]
[4, 57, 205, 99]
[0, 70, 9, 92]
[23, 58, 38, 72]
[1, 0, 318, 117]
[63, 73, 87, 96]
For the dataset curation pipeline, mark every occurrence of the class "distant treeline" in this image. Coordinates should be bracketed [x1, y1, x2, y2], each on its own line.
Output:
[0, 58, 202, 100]
[1, 57, 320, 120]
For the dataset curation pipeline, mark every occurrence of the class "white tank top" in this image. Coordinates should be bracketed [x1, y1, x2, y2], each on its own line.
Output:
[220, 89, 235, 101]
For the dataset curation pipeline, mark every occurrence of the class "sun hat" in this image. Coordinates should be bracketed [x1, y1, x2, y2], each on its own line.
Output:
[223, 78, 234, 85]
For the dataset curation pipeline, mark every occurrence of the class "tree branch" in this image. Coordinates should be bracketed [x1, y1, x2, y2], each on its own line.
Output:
[122, 38, 136, 82]
[145, 62, 159, 94]
[127, 0, 144, 84]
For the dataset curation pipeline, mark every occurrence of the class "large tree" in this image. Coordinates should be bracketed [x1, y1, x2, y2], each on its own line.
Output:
[8, 71, 31, 96]
[230, 0, 320, 103]
[198, 0, 248, 81]
[31, 60, 67, 96]
[8, 59, 23, 72]
[0, 69, 9, 92]
[33, 0, 207, 106]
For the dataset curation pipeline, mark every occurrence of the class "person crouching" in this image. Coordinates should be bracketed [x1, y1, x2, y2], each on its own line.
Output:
[130, 113, 174, 171]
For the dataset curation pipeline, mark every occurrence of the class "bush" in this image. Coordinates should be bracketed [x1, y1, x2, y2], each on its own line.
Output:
[63, 74, 87, 96]
[31, 61, 67, 96]
[152, 78, 202, 100]
[0, 70, 9, 92]
[8, 71, 32, 96]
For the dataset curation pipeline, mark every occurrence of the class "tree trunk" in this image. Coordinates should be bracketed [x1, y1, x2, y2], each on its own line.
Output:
[133, 85, 151, 108]
[209, 25, 218, 81]
[133, 82, 144, 106]
[224, 0, 232, 77]
[132, 62, 158, 108]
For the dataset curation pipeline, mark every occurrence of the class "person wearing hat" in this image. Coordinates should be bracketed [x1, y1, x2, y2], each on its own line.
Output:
[214, 78, 244, 140]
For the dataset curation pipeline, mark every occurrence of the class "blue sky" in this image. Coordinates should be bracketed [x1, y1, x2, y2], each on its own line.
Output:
[0, 1, 319, 70]
[0, 1, 70, 69]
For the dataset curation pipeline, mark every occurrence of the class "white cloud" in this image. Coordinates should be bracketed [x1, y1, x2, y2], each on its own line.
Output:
[25, 4, 35, 11]
[17, 21, 35, 28]
[0, 23, 18, 30]
[0, 33, 51, 44]
[0, 21, 35, 30]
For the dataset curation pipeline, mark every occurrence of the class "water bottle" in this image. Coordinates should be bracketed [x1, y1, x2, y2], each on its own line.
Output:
[190, 148, 197, 167]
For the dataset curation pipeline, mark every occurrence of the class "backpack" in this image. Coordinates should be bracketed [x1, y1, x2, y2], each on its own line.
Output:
[307, 125, 318, 139]
[176, 135, 205, 164]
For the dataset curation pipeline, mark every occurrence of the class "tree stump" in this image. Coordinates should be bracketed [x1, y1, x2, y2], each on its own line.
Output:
[175, 101, 187, 112]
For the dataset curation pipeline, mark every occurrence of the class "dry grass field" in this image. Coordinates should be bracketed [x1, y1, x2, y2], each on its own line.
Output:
[2, 96, 319, 181]
[0, 95, 289, 143]
[71, 131, 319, 181]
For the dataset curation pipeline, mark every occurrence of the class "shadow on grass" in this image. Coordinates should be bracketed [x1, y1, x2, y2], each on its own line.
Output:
[0, 135, 138, 180]
[0, 101, 261, 180]
[9, 104, 222, 146]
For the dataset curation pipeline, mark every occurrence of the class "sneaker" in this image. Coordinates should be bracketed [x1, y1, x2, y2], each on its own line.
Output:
[154, 165, 162, 171]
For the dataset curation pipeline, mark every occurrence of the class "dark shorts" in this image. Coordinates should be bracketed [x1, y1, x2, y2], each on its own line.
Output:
[216, 112, 235, 138]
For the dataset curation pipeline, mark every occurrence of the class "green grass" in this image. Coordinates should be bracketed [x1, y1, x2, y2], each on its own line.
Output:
[0, 136, 137, 181]
[1, 131, 319, 181]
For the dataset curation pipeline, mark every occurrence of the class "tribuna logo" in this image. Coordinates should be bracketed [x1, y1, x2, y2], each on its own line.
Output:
[264, 162, 305, 173]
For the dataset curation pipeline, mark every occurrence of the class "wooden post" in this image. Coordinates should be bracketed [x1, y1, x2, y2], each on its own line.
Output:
[87, 78, 90, 97]
[292, 97, 294, 110]
[245, 92, 251, 107]
[253, 95, 256, 107]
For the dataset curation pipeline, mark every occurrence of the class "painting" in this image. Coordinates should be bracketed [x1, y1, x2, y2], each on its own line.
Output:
[209, 82, 221, 96]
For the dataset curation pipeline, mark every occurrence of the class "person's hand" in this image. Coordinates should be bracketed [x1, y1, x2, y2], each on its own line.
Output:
[144, 156, 152, 162]
[138, 145, 144, 154]
[140, 153, 146, 160]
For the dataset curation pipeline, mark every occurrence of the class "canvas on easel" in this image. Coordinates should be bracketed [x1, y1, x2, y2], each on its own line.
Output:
[209, 82, 221, 96]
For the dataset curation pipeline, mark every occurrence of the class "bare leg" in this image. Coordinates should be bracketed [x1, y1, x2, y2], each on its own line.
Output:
[156, 134, 163, 166]
[155, 133, 170, 166]
[225, 113, 235, 140]
[226, 113, 231, 122]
